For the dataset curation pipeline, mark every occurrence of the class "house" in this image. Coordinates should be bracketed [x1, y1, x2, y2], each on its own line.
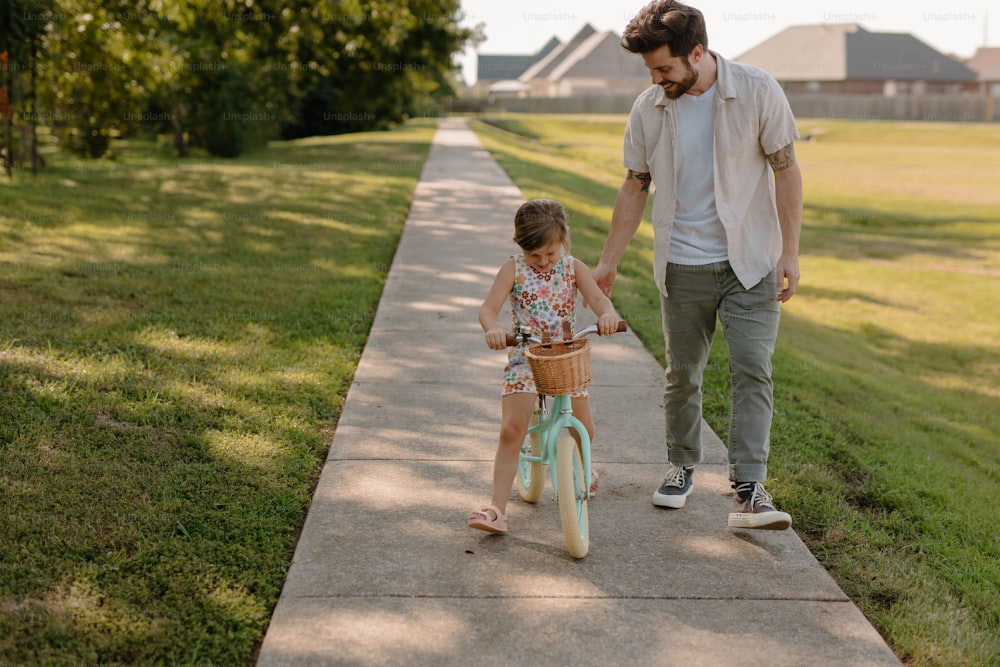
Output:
[735, 23, 979, 96]
[474, 37, 560, 98]
[475, 24, 650, 100]
[517, 24, 649, 98]
[965, 47, 1000, 96]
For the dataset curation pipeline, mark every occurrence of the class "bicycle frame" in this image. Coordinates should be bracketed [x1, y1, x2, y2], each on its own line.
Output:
[511, 323, 612, 501]
[523, 392, 591, 501]
[508, 321, 626, 558]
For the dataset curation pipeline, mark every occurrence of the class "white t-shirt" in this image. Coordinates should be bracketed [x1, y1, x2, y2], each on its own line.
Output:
[670, 80, 728, 264]
[623, 53, 800, 295]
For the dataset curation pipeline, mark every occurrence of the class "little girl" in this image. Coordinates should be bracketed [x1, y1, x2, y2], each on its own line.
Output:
[468, 199, 622, 533]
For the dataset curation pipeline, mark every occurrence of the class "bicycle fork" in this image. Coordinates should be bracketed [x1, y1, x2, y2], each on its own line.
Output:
[544, 394, 593, 501]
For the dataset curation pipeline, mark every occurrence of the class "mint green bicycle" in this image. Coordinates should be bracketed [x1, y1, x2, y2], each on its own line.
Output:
[507, 321, 626, 559]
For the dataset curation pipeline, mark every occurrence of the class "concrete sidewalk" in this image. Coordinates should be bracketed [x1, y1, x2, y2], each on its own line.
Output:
[255, 118, 901, 666]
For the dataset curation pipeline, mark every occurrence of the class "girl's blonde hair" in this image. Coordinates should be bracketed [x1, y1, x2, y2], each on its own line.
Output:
[512, 199, 570, 252]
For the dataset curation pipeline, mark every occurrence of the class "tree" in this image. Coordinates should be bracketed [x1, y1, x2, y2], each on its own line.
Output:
[7, 0, 478, 161]
[0, 0, 53, 174]
[34, 2, 156, 158]
[147, 0, 278, 157]
[276, 0, 475, 138]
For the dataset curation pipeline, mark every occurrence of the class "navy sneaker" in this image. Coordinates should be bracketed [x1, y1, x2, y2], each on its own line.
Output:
[652, 464, 694, 508]
[728, 482, 792, 530]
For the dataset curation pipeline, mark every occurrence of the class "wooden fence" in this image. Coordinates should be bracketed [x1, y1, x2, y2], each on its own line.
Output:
[451, 94, 998, 122]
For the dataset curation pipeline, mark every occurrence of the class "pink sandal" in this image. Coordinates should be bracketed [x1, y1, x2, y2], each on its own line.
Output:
[468, 504, 507, 533]
[590, 469, 599, 496]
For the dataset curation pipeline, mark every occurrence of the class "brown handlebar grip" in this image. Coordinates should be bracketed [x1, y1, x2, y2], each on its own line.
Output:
[505, 334, 518, 347]
[616, 320, 628, 333]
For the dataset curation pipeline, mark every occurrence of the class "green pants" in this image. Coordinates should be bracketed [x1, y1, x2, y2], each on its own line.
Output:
[660, 261, 780, 483]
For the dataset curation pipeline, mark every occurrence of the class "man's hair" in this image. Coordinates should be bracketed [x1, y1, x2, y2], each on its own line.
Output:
[621, 1, 708, 56]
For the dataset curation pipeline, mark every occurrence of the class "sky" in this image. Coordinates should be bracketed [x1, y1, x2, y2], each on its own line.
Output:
[458, 0, 993, 84]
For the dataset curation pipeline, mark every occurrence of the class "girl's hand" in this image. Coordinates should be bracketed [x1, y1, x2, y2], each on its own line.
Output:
[597, 313, 621, 336]
[485, 327, 508, 350]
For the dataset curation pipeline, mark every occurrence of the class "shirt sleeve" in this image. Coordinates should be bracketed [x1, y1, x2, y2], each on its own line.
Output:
[758, 74, 799, 156]
[622, 98, 650, 174]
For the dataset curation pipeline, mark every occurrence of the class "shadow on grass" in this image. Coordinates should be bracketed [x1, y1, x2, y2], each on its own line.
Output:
[803, 202, 1000, 262]
[797, 286, 896, 307]
[767, 310, 997, 635]
[695, 303, 1000, 660]
[474, 117, 541, 140]
[0, 123, 436, 663]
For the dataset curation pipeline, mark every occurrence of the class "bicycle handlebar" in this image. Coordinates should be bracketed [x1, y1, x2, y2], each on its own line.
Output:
[505, 321, 627, 347]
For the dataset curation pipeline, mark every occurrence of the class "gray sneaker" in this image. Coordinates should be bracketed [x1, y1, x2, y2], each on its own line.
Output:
[728, 482, 792, 530]
[652, 464, 693, 508]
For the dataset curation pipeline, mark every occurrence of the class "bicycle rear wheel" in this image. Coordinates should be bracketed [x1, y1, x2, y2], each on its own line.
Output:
[556, 432, 589, 558]
[517, 408, 544, 503]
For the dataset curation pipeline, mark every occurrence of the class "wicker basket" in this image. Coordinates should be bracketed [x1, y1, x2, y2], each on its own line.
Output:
[525, 338, 592, 395]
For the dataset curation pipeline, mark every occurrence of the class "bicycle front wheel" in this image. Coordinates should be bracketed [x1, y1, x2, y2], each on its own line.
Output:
[556, 432, 589, 558]
[517, 408, 544, 503]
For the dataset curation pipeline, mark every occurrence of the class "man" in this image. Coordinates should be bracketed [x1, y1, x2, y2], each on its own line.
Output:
[593, 0, 803, 529]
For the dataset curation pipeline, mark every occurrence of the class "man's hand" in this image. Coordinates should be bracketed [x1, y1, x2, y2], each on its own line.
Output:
[592, 263, 617, 298]
[769, 146, 802, 304]
[776, 253, 799, 302]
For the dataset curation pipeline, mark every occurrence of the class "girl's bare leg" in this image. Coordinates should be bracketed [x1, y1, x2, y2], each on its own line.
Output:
[569, 395, 596, 446]
[571, 396, 598, 490]
[491, 392, 537, 513]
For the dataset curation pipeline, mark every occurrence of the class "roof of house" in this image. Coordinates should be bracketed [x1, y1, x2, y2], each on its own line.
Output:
[548, 31, 649, 80]
[981, 62, 1000, 81]
[735, 24, 978, 82]
[518, 24, 599, 81]
[735, 23, 853, 80]
[965, 47, 1000, 80]
[516, 24, 648, 83]
[476, 37, 560, 82]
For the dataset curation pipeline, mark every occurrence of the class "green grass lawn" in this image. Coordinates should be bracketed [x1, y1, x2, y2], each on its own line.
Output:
[0, 121, 435, 664]
[3, 114, 998, 666]
[469, 115, 1000, 666]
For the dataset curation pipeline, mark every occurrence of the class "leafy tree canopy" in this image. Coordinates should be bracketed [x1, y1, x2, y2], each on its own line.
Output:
[0, 0, 475, 160]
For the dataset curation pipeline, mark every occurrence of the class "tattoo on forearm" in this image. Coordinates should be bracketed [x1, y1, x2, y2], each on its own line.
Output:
[767, 143, 796, 171]
[629, 169, 652, 192]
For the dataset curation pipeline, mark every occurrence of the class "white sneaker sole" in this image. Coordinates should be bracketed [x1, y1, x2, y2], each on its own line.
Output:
[652, 486, 692, 508]
[728, 510, 792, 530]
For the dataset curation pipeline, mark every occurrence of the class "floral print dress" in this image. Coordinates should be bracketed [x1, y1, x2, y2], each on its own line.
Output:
[502, 253, 586, 397]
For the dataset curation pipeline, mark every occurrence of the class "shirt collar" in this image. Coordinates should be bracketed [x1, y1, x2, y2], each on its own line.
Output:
[713, 51, 736, 100]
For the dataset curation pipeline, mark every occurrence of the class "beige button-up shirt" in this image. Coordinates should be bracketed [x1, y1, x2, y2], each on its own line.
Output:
[623, 52, 799, 294]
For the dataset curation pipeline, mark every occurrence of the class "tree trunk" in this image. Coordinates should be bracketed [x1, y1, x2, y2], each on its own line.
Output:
[172, 95, 187, 157]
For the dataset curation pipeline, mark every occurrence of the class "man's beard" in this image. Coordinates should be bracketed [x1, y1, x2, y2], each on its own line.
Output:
[662, 58, 698, 99]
